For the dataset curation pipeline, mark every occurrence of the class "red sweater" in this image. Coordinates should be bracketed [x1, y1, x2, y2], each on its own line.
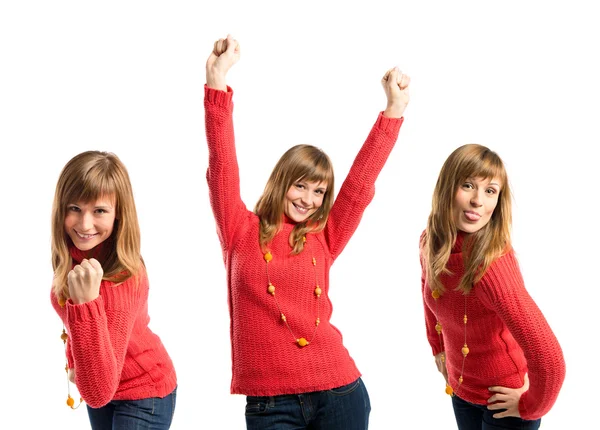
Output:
[205, 85, 403, 395]
[421, 233, 565, 420]
[50, 246, 177, 408]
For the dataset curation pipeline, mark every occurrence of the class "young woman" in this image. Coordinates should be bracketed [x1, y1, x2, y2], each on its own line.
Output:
[204, 35, 409, 429]
[50, 151, 177, 429]
[420, 144, 565, 429]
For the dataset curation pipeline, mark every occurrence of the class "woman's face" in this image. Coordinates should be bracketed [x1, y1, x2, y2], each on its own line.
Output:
[64, 195, 117, 251]
[453, 177, 501, 234]
[284, 180, 327, 223]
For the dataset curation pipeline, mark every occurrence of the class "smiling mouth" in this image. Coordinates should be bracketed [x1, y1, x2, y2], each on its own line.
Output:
[293, 203, 311, 214]
[75, 231, 98, 239]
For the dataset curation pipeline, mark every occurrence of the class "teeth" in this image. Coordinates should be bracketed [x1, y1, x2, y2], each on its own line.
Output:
[76, 232, 96, 239]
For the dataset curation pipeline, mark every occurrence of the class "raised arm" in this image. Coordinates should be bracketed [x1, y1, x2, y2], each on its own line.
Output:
[205, 35, 248, 254]
[325, 67, 410, 259]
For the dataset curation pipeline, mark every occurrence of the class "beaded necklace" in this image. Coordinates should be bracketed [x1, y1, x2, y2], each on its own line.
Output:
[58, 298, 83, 409]
[431, 289, 469, 397]
[263, 236, 321, 348]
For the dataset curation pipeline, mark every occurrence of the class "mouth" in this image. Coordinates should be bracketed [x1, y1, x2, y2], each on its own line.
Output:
[75, 230, 99, 240]
[463, 211, 481, 222]
[293, 203, 311, 215]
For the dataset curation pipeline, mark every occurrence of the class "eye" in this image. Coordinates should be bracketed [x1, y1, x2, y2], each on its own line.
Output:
[95, 208, 108, 214]
[461, 182, 474, 190]
[315, 189, 326, 195]
[486, 188, 498, 195]
[67, 205, 81, 212]
[294, 183, 305, 190]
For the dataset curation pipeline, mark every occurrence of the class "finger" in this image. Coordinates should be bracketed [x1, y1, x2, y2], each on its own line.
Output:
[213, 38, 226, 56]
[488, 386, 510, 394]
[225, 34, 237, 55]
[523, 373, 530, 389]
[381, 67, 394, 82]
[487, 393, 509, 403]
[492, 410, 510, 419]
[88, 258, 102, 272]
[399, 74, 411, 90]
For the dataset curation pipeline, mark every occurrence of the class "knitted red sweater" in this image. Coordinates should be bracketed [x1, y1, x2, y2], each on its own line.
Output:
[421, 233, 565, 420]
[205, 85, 403, 395]
[50, 246, 177, 408]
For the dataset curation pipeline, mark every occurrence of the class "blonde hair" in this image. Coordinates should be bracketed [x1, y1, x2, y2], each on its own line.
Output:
[51, 151, 142, 302]
[254, 144, 335, 254]
[422, 144, 512, 294]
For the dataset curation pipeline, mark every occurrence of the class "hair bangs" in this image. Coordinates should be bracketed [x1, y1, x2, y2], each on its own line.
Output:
[458, 147, 507, 187]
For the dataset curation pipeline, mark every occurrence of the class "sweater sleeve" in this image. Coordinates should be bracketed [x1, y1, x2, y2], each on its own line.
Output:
[420, 237, 444, 356]
[66, 277, 146, 408]
[204, 85, 249, 255]
[476, 251, 565, 420]
[324, 113, 403, 260]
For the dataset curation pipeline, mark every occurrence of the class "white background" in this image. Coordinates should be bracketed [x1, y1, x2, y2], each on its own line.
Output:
[0, 1, 596, 428]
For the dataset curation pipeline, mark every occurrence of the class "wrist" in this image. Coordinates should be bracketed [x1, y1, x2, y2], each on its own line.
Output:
[206, 72, 227, 92]
[383, 102, 406, 119]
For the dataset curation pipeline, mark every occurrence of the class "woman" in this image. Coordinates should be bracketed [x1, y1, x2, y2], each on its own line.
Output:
[420, 144, 565, 429]
[204, 35, 409, 429]
[50, 151, 177, 429]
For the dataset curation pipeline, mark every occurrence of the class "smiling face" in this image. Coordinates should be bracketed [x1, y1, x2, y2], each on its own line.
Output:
[284, 180, 327, 223]
[453, 177, 501, 234]
[64, 196, 117, 251]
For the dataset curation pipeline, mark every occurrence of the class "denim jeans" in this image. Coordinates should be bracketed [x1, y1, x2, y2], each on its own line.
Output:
[452, 394, 541, 430]
[245, 378, 370, 430]
[86, 387, 177, 430]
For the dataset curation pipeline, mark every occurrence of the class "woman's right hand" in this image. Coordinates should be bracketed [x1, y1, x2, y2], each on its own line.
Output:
[206, 34, 240, 91]
[434, 351, 449, 383]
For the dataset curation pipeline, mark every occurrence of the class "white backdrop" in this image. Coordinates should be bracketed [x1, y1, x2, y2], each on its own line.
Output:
[1, 1, 596, 428]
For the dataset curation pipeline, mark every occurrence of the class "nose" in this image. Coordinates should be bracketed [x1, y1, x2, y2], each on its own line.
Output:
[470, 190, 483, 207]
[79, 212, 94, 231]
[300, 190, 313, 206]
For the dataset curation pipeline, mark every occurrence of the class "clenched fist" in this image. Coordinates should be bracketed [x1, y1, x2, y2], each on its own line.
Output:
[206, 34, 240, 91]
[67, 258, 103, 304]
[381, 66, 410, 118]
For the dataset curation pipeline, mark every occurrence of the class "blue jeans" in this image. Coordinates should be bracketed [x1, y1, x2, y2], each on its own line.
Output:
[87, 387, 177, 430]
[245, 378, 370, 430]
[452, 394, 541, 430]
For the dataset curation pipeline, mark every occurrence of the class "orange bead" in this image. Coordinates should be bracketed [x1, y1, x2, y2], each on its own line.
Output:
[61, 330, 68, 343]
[58, 297, 66, 307]
[267, 284, 276, 295]
[445, 384, 454, 396]
[314, 286, 322, 297]
[66, 396, 74, 407]
[303, 236, 307, 242]
[281, 313, 286, 322]
[297, 338, 308, 347]
[435, 323, 442, 334]
[264, 252, 273, 262]
[462, 344, 469, 357]
[459, 376, 464, 384]
[315, 318, 320, 326]
[463, 314, 468, 324]
[432, 290, 440, 299]
[312, 257, 317, 266]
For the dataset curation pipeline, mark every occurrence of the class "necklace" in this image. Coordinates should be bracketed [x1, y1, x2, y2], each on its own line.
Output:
[264, 236, 321, 348]
[431, 289, 469, 397]
[59, 298, 83, 409]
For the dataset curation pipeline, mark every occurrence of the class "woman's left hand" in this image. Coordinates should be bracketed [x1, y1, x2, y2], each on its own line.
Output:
[381, 67, 410, 118]
[487, 373, 529, 418]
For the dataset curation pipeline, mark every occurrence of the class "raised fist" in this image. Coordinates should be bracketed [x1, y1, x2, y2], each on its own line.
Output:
[67, 258, 103, 304]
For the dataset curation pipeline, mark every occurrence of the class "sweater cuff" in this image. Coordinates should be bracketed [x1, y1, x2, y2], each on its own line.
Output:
[204, 84, 234, 107]
[375, 112, 404, 135]
[66, 295, 105, 323]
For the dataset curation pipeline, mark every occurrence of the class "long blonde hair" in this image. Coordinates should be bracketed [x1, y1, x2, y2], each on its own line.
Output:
[422, 144, 512, 294]
[51, 151, 142, 302]
[254, 144, 335, 254]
